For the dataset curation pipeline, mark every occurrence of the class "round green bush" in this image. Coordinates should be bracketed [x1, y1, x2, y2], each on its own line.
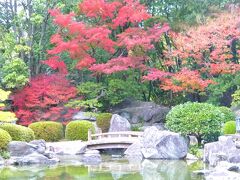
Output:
[29, 121, 64, 142]
[0, 124, 34, 142]
[65, 120, 95, 141]
[166, 102, 225, 144]
[0, 129, 12, 150]
[219, 106, 235, 122]
[223, 121, 236, 135]
[96, 113, 112, 133]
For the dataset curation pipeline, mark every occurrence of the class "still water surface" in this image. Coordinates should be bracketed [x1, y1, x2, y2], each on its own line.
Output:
[0, 156, 204, 180]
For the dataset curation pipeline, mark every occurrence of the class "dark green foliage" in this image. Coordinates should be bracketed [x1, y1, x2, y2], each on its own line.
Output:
[218, 106, 235, 122]
[207, 74, 240, 106]
[106, 78, 146, 106]
[0, 123, 34, 142]
[65, 120, 95, 141]
[223, 121, 236, 135]
[96, 113, 112, 133]
[166, 102, 226, 144]
[29, 121, 64, 142]
[0, 129, 12, 150]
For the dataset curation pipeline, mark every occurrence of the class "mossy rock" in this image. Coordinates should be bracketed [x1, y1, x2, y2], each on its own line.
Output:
[0, 123, 34, 142]
[0, 128, 12, 150]
[29, 121, 64, 142]
[96, 113, 112, 133]
[65, 120, 95, 141]
[223, 121, 236, 135]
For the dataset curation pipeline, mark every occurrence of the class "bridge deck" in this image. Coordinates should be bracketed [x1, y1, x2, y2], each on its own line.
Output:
[87, 131, 142, 150]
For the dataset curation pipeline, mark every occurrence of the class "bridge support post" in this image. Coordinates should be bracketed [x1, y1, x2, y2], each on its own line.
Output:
[88, 129, 92, 141]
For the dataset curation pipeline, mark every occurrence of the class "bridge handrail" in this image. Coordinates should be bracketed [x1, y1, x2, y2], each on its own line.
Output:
[88, 130, 143, 141]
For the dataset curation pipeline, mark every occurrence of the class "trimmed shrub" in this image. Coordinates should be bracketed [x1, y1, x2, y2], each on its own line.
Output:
[96, 113, 112, 133]
[65, 120, 95, 141]
[0, 129, 12, 150]
[29, 121, 64, 142]
[166, 102, 225, 144]
[223, 121, 236, 135]
[219, 106, 235, 122]
[0, 124, 34, 142]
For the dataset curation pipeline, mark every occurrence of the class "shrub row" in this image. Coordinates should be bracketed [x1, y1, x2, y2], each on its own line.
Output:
[0, 123, 34, 150]
[29, 121, 64, 142]
[28, 120, 95, 142]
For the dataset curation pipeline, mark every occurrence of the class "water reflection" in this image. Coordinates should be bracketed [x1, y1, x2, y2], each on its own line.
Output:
[0, 157, 204, 180]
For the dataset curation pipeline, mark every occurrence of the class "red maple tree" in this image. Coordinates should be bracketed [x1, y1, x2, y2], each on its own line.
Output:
[12, 74, 77, 125]
[46, 1, 240, 93]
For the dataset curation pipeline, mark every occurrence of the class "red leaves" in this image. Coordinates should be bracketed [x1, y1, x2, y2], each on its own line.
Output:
[42, 56, 68, 74]
[13, 74, 77, 125]
[48, 9, 75, 27]
[76, 56, 96, 69]
[112, 0, 150, 28]
[79, 0, 121, 20]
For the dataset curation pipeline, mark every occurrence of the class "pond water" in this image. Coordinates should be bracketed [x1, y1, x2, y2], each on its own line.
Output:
[0, 155, 205, 180]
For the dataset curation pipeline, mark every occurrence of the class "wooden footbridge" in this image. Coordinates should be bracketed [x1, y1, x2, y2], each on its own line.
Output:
[87, 130, 143, 150]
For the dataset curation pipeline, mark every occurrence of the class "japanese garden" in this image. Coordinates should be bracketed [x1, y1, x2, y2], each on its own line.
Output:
[0, 0, 240, 179]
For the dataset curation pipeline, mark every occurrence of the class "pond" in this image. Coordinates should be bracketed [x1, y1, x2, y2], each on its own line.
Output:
[0, 155, 205, 180]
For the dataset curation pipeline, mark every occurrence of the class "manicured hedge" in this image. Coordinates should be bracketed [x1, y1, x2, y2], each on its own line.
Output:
[166, 102, 227, 144]
[65, 120, 95, 141]
[96, 113, 112, 133]
[29, 121, 64, 142]
[0, 123, 34, 142]
[223, 121, 236, 135]
[0, 128, 12, 150]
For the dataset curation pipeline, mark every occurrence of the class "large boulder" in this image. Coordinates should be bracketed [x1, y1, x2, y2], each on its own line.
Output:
[124, 140, 143, 160]
[111, 99, 170, 124]
[204, 135, 240, 167]
[10, 152, 59, 165]
[109, 114, 131, 132]
[141, 127, 188, 159]
[8, 141, 37, 156]
[8, 140, 59, 165]
[124, 126, 188, 159]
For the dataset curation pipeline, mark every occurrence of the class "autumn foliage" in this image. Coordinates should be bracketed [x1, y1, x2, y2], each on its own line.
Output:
[12, 74, 77, 125]
[46, 0, 240, 94]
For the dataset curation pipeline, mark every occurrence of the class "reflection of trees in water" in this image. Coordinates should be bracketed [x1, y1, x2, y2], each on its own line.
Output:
[0, 160, 203, 180]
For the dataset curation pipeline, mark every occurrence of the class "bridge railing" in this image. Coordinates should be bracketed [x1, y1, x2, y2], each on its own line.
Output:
[88, 130, 143, 141]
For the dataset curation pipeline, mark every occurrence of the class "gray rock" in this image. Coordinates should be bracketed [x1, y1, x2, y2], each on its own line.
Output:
[124, 126, 188, 160]
[72, 111, 96, 121]
[109, 114, 131, 132]
[111, 99, 170, 124]
[124, 140, 143, 159]
[81, 153, 101, 165]
[10, 152, 59, 165]
[141, 127, 188, 159]
[228, 151, 240, 163]
[205, 170, 240, 180]
[8, 141, 36, 156]
[30, 140, 46, 154]
[204, 135, 240, 166]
